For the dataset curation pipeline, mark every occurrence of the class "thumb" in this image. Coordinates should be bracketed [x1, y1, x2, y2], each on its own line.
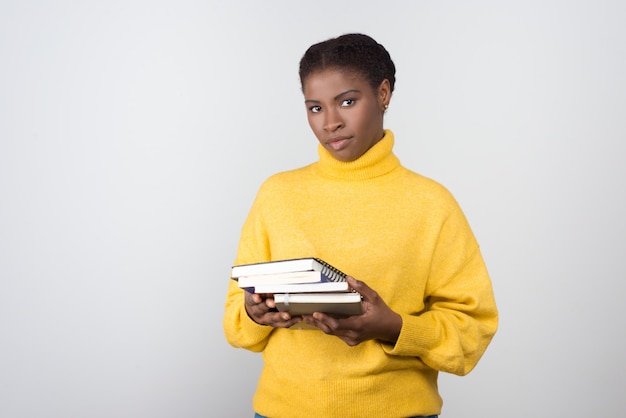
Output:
[347, 276, 375, 300]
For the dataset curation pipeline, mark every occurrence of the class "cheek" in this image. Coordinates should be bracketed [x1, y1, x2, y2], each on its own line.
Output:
[358, 106, 382, 131]
[307, 115, 322, 134]
[350, 112, 370, 133]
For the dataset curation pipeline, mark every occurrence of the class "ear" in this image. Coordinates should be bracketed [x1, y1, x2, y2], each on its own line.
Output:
[377, 79, 392, 111]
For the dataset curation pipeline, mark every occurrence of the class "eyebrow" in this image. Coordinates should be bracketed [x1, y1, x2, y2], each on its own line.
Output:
[304, 89, 361, 104]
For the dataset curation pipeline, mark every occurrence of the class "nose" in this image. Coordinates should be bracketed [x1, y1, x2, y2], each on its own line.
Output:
[323, 108, 343, 132]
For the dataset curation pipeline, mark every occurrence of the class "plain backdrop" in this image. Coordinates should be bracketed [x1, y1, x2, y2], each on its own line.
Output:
[1, 1, 625, 417]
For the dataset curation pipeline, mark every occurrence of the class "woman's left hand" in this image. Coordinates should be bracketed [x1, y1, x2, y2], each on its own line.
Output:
[302, 276, 402, 346]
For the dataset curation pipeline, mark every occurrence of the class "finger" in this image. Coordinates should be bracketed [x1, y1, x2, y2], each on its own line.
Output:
[268, 312, 302, 328]
[265, 296, 276, 309]
[347, 276, 375, 299]
[306, 312, 341, 332]
[276, 311, 291, 321]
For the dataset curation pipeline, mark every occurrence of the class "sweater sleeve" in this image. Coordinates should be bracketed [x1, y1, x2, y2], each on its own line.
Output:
[222, 185, 275, 351]
[385, 204, 498, 376]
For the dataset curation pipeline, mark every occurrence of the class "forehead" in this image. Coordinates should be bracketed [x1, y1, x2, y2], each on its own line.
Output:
[303, 68, 371, 98]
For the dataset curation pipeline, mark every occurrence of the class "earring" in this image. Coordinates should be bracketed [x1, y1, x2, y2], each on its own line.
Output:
[384, 104, 389, 110]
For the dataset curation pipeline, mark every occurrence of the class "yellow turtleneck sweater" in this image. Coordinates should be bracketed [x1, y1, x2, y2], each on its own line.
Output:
[223, 130, 498, 418]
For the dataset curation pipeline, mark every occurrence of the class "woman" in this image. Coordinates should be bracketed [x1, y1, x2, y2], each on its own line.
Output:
[223, 33, 498, 418]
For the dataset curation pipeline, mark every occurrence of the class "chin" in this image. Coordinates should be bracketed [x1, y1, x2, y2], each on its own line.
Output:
[334, 153, 358, 163]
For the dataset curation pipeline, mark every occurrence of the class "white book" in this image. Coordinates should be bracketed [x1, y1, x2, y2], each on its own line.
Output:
[233, 258, 348, 289]
[273, 292, 363, 316]
[231, 257, 346, 281]
[250, 281, 350, 294]
[237, 270, 340, 288]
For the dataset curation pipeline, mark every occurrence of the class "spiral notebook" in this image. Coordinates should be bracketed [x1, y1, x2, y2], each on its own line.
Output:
[232, 257, 348, 289]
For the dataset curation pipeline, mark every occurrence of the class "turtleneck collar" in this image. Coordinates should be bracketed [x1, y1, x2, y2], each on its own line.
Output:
[315, 129, 400, 181]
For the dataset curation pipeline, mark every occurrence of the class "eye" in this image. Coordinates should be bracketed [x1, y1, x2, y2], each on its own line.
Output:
[341, 98, 356, 107]
[309, 105, 322, 113]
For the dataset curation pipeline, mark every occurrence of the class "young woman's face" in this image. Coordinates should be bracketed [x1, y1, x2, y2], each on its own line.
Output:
[303, 69, 390, 162]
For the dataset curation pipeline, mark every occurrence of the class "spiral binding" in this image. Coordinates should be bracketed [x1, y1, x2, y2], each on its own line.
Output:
[316, 258, 348, 283]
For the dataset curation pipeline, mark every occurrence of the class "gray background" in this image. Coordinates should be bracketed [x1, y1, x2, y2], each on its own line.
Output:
[1, 1, 624, 417]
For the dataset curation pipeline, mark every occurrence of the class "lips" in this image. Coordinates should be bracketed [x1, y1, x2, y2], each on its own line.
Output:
[326, 136, 351, 150]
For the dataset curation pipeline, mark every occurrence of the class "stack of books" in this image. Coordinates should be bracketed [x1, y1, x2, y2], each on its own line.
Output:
[231, 257, 363, 316]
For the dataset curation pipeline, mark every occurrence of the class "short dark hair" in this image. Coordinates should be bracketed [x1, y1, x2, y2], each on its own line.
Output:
[299, 33, 396, 93]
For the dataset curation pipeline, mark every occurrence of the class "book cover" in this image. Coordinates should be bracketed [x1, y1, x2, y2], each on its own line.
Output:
[273, 292, 363, 316]
[236, 269, 347, 289]
[246, 280, 350, 294]
[231, 257, 346, 280]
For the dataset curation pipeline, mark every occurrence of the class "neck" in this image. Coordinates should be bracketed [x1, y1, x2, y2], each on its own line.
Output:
[315, 129, 400, 181]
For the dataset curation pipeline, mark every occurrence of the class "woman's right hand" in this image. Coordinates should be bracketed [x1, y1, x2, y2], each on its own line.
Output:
[244, 291, 303, 328]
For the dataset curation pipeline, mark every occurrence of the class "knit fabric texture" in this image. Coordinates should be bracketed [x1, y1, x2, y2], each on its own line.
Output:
[223, 130, 498, 418]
